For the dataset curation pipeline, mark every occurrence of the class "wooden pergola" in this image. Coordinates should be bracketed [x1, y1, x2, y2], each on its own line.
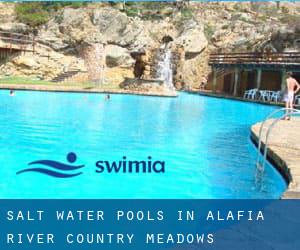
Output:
[209, 52, 300, 96]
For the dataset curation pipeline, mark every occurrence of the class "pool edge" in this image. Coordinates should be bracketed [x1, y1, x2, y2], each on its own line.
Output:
[250, 122, 300, 199]
[0, 84, 178, 98]
[184, 90, 285, 107]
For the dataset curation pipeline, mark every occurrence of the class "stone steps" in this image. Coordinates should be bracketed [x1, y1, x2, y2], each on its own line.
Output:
[51, 70, 82, 83]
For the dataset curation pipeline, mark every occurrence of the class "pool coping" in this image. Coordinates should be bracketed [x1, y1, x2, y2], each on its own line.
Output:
[250, 121, 300, 199]
[0, 84, 178, 98]
[185, 90, 286, 107]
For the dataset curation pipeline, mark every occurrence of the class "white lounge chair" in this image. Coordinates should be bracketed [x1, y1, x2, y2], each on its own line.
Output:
[243, 90, 250, 99]
[259, 90, 269, 101]
[270, 91, 282, 103]
[243, 88, 258, 99]
[295, 95, 300, 105]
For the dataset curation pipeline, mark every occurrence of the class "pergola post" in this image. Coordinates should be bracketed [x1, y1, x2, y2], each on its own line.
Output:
[233, 67, 239, 96]
[280, 68, 286, 91]
[212, 67, 217, 93]
[256, 68, 262, 89]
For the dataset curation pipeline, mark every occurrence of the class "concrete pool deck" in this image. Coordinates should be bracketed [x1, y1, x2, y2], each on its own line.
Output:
[251, 118, 300, 199]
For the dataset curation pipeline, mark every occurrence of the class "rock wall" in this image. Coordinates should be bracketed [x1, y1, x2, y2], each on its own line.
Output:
[0, 46, 86, 80]
[0, 2, 299, 89]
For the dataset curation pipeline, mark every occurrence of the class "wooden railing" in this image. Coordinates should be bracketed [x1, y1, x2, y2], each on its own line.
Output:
[209, 52, 300, 65]
[0, 30, 35, 52]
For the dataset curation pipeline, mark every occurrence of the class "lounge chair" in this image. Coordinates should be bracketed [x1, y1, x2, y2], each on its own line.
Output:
[259, 90, 271, 101]
[270, 91, 282, 103]
[243, 88, 258, 100]
[295, 95, 300, 105]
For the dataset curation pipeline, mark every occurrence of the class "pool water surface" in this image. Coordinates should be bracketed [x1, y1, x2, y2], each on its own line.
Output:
[0, 91, 286, 198]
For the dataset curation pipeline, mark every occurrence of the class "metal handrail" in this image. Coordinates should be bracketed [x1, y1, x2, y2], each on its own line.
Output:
[261, 110, 300, 170]
[0, 31, 34, 53]
[0, 36, 32, 44]
[0, 30, 32, 38]
[256, 108, 300, 171]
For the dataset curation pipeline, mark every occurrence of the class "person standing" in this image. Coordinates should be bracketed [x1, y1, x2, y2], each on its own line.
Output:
[284, 72, 300, 120]
[200, 76, 207, 90]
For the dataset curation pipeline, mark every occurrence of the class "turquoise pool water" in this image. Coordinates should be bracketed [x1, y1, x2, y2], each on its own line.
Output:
[0, 90, 286, 198]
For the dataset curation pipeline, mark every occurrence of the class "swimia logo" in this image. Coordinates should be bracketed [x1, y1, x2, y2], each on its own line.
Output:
[16, 153, 85, 178]
[16, 153, 165, 178]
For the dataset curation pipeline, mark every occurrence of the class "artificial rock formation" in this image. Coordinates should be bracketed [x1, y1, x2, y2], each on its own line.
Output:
[79, 43, 105, 84]
[0, 2, 299, 90]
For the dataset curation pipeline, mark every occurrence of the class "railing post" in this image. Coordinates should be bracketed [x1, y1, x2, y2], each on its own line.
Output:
[32, 36, 35, 54]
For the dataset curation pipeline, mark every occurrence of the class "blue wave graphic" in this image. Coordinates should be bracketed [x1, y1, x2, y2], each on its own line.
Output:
[16, 168, 82, 178]
[28, 160, 84, 171]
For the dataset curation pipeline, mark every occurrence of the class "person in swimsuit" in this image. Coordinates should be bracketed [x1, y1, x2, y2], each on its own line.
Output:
[200, 76, 207, 90]
[284, 72, 300, 120]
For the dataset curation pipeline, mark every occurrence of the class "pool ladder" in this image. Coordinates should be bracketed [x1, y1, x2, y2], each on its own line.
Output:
[255, 108, 300, 184]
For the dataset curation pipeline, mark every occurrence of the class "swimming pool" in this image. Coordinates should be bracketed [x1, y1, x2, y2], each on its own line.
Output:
[0, 90, 286, 198]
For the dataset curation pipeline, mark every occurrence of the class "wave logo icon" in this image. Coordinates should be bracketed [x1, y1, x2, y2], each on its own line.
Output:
[16, 152, 85, 178]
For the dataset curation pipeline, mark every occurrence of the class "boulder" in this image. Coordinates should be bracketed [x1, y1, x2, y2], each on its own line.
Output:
[92, 8, 129, 43]
[105, 45, 134, 68]
[12, 56, 39, 69]
[175, 20, 208, 54]
[60, 8, 90, 28]
[0, 22, 29, 33]
[119, 77, 177, 96]
[58, 8, 100, 44]
[37, 30, 69, 51]
[120, 21, 156, 50]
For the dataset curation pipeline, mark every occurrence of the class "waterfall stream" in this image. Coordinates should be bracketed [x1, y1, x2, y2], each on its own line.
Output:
[157, 46, 175, 91]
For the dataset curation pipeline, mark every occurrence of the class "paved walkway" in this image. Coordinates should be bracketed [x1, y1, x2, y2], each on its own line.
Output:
[251, 118, 300, 199]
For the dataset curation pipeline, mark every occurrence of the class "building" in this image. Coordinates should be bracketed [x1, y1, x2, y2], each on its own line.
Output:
[207, 52, 300, 97]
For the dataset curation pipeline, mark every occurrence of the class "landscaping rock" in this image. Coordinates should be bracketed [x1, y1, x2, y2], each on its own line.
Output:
[176, 20, 208, 54]
[105, 45, 134, 68]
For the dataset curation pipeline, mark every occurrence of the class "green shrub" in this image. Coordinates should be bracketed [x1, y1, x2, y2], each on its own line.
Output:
[15, 3, 50, 27]
[125, 8, 140, 18]
[281, 6, 289, 14]
[41, 2, 87, 11]
[15, 2, 88, 27]
[123, 2, 176, 20]
[221, 24, 229, 30]
[180, 8, 193, 19]
[204, 24, 215, 40]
